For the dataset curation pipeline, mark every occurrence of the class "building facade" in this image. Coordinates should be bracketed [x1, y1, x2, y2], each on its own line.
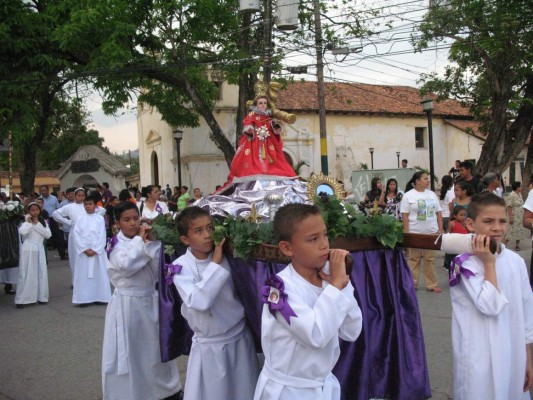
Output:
[137, 81, 499, 194]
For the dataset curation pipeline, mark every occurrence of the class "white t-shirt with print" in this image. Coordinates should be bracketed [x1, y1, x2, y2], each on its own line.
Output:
[522, 190, 533, 242]
[400, 189, 442, 234]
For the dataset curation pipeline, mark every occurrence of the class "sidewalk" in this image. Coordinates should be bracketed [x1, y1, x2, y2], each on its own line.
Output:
[1, 242, 531, 399]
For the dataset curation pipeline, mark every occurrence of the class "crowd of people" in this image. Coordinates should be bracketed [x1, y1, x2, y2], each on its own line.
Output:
[2, 146, 533, 399]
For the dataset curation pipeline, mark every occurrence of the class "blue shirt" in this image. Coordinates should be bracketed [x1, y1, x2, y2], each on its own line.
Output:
[40, 194, 60, 216]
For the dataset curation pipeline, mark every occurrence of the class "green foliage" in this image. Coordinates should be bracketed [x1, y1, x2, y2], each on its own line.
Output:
[150, 196, 404, 259]
[414, 0, 533, 175]
[150, 214, 181, 255]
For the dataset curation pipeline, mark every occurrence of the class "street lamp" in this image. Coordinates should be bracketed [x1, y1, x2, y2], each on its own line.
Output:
[396, 151, 401, 168]
[173, 129, 184, 190]
[369, 147, 374, 170]
[420, 98, 435, 191]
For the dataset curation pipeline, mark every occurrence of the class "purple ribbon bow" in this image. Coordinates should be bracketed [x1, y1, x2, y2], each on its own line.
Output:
[449, 253, 476, 287]
[156, 203, 163, 214]
[106, 235, 118, 258]
[164, 263, 182, 285]
[261, 275, 298, 325]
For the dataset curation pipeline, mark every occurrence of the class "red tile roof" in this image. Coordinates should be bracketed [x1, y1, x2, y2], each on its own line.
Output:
[444, 119, 485, 138]
[276, 81, 472, 118]
[0, 170, 58, 179]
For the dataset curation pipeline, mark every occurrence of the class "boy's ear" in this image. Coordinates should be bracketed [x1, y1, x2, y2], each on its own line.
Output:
[278, 240, 293, 257]
[465, 217, 474, 232]
[179, 235, 190, 246]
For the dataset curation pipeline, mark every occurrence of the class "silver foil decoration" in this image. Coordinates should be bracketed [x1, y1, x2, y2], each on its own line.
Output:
[264, 193, 284, 220]
[198, 178, 310, 222]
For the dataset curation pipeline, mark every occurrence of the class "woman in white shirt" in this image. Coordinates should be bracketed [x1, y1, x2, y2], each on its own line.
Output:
[137, 185, 169, 224]
[400, 171, 444, 293]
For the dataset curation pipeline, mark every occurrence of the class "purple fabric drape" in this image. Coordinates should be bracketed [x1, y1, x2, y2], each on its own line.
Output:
[158, 248, 431, 400]
[158, 246, 193, 362]
[333, 249, 431, 400]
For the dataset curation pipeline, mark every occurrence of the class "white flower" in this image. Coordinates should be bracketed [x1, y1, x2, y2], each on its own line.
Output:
[7, 200, 13, 205]
[14, 201, 19, 206]
[0, 204, 6, 211]
[6, 204, 15, 211]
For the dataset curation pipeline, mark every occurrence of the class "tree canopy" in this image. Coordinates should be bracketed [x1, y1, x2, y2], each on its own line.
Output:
[414, 0, 533, 177]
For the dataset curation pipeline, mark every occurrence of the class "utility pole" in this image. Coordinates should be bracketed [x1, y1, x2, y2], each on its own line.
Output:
[263, 0, 273, 83]
[313, 0, 328, 174]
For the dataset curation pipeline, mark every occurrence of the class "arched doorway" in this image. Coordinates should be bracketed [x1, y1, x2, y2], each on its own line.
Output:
[73, 174, 99, 189]
[151, 151, 159, 186]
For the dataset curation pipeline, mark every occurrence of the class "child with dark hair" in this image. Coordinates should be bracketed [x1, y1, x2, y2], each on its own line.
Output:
[450, 193, 533, 399]
[15, 202, 52, 308]
[172, 206, 259, 400]
[103, 201, 183, 400]
[72, 195, 111, 306]
[254, 203, 362, 400]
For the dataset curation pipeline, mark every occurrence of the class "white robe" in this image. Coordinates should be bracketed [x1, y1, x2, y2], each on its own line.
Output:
[451, 245, 533, 400]
[72, 213, 111, 304]
[103, 232, 182, 400]
[52, 202, 87, 281]
[254, 264, 363, 400]
[173, 248, 260, 400]
[15, 219, 51, 305]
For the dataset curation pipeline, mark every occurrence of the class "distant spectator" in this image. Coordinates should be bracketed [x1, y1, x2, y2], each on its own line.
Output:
[479, 172, 501, 195]
[102, 182, 113, 205]
[457, 161, 481, 193]
[401, 159, 408, 168]
[189, 188, 203, 204]
[165, 184, 172, 198]
[118, 189, 136, 205]
[39, 185, 66, 260]
[504, 181, 527, 251]
[449, 180, 474, 216]
[105, 196, 120, 238]
[177, 186, 190, 211]
[449, 160, 461, 181]
[378, 178, 403, 220]
[439, 175, 455, 232]
[364, 177, 383, 204]
[168, 186, 180, 213]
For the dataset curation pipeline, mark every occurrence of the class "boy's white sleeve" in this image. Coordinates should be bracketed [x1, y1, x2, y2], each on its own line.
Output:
[173, 259, 231, 312]
[520, 263, 533, 344]
[51, 206, 71, 226]
[457, 257, 509, 316]
[338, 281, 363, 342]
[108, 236, 153, 277]
[275, 284, 360, 349]
[91, 217, 107, 255]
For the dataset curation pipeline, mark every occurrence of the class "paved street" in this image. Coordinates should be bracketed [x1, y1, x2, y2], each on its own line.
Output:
[1, 243, 531, 400]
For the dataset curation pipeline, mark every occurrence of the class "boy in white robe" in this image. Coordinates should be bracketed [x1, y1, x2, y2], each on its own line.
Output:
[172, 207, 260, 400]
[52, 188, 88, 284]
[103, 201, 182, 400]
[15, 202, 52, 308]
[254, 203, 363, 400]
[450, 193, 533, 400]
[72, 195, 111, 306]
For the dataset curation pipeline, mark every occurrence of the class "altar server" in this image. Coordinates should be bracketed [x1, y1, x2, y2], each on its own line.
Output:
[172, 206, 259, 400]
[15, 202, 51, 308]
[103, 201, 182, 400]
[450, 193, 533, 399]
[254, 203, 362, 400]
[72, 195, 111, 306]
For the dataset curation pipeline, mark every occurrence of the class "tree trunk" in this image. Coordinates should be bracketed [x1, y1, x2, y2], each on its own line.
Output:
[19, 142, 37, 195]
[182, 77, 235, 166]
[475, 76, 533, 176]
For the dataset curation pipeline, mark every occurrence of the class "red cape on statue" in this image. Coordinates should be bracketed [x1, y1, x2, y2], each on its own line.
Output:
[219, 110, 296, 191]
